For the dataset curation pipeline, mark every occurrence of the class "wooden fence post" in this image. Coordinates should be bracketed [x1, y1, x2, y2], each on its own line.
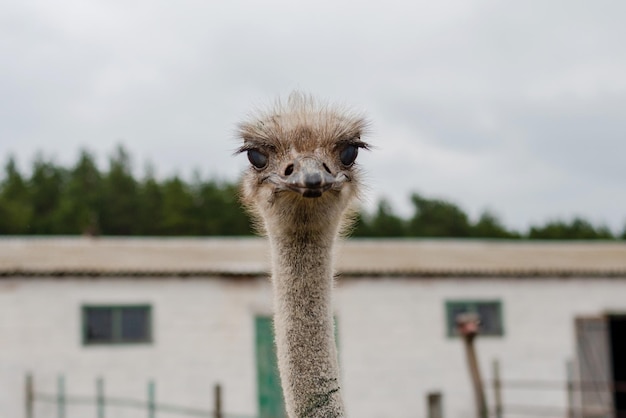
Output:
[25, 373, 34, 418]
[493, 359, 503, 418]
[214, 384, 223, 418]
[96, 377, 105, 418]
[566, 360, 575, 418]
[57, 375, 65, 418]
[147, 380, 156, 418]
[427, 392, 443, 418]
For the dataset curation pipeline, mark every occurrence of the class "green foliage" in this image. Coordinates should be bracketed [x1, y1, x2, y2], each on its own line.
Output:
[29, 155, 68, 234]
[0, 146, 256, 236]
[528, 218, 614, 240]
[349, 211, 374, 237]
[368, 199, 407, 237]
[472, 211, 521, 239]
[199, 182, 252, 235]
[100, 146, 140, 235]
[55, 150, 103, 235]
[0, 157, 32, 233]
[353, 194, 614, 240]
[136, 171, 164, 235]
[408, 193, 471, 237]
[0, 147, 621, 239]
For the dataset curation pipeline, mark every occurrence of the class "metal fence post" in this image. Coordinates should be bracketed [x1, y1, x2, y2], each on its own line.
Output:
[214, 384, 223, 418]
[57, 375, 65, 418]
[25, 373, 34, 418]
[427, 392, 443, 418]
[147, 380, 156, 418]
[96, 377, 105, 418]
[493, 359, 503, 418]
[566, 360, 575, 418]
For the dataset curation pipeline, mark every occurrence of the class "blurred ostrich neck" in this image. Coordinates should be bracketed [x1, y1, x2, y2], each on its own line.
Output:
[267, 215, 344, 417]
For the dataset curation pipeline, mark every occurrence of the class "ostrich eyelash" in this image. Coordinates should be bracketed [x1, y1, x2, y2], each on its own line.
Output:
[235, 142, 276, 155]
[333, 138, 370, 151]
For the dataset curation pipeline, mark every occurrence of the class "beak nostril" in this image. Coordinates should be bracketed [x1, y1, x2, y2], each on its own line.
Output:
[322, 163, 331, 174]
[284, 164, 294, 176]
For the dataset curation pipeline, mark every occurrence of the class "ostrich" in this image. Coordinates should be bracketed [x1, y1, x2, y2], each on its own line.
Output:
[456, 312, 488, 418]
[237, 93, 369, 417]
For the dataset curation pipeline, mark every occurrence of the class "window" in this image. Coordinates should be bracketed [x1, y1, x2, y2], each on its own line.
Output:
[445, 300, 504, 337]
[83, 305, 152, 345]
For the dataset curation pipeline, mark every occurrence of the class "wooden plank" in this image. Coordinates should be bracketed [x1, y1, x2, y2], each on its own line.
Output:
[576, 316, 613, 418]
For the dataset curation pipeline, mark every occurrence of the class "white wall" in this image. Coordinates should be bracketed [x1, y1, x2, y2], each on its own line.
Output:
[2, 276, 626, 418]
[336, 277, 626, 418]
[0, 276, 273, 418]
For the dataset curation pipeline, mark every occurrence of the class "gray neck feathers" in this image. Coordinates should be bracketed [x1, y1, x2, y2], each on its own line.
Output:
[268, 225, 344, 418]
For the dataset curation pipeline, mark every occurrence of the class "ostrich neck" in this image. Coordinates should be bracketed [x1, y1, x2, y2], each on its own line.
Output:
[268, 225, 344, 418]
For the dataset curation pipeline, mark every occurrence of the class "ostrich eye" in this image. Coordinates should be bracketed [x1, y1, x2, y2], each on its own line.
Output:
[339, 145, 358, 166]
[247, 149, 268, 169]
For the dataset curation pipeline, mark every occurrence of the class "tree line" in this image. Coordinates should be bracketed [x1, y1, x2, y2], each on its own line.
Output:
[1, 146, 623, 239]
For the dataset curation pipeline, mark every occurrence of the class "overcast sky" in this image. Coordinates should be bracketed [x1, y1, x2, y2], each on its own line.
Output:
[2, 0, 625, 233]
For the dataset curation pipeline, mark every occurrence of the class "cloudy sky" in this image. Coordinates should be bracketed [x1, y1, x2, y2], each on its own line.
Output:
[2, 0, 625, 233]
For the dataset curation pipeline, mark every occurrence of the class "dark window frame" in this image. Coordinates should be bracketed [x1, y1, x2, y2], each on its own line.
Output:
[82, 305, 153, 345]
[445, 300, 504, 338]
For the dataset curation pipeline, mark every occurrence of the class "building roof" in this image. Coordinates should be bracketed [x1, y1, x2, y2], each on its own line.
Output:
[1, 237, 626, 278]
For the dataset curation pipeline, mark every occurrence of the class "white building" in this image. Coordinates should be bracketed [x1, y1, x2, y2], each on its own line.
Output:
[1, 237, 625, 418]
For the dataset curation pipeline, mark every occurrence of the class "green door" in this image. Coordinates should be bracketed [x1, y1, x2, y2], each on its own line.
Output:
[255, 315, 287, 418]
[255, 315, 340, 418]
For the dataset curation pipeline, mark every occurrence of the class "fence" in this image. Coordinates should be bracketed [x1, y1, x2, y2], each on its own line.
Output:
[489, 360, 626, 418]
[426, 360, 626, 418]
[25, 370, 626, 418]
[25, 374, 257, 418]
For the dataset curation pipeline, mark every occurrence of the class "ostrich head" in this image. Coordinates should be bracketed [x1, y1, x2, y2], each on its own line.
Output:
[237, 93, 369, 238]
[456, 312, 481, 342]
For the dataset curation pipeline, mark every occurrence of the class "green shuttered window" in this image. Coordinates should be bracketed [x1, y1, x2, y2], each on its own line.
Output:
[445, 300, 504, 337]
[82, 305, 152, 345]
